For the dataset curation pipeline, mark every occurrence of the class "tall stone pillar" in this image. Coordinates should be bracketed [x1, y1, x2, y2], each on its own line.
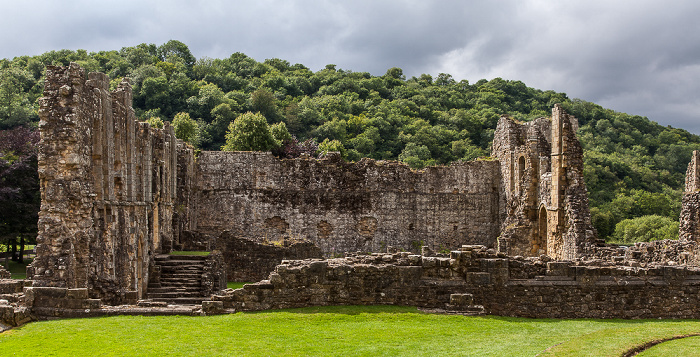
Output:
[548, 104, 565, 258]
[679, 150, 700, 242]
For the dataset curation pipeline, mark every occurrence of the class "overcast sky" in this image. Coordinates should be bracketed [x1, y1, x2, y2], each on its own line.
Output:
[2, 0, 699, 133]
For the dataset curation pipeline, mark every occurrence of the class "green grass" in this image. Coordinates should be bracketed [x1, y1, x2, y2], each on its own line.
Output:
[169, 251, 210, 256]
[637, 335, 700, 356]
[1, 306, 699, 356]
[227, 281, 253, 289]
[3, 258, 32, 279]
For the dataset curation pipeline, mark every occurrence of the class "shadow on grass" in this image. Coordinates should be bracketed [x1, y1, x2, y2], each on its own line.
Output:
[4, 258, 31, 279]
[244, 305, 423, 315]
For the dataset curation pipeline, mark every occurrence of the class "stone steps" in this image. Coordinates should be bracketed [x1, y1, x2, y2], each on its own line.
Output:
[149, 297, 210, 305]
[148, 291, 205, 298]
[148, 286, 202, 293]
[147, 254, 210, 305]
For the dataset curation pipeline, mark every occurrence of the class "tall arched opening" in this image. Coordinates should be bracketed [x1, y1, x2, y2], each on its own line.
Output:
[535, 205, 548, 256]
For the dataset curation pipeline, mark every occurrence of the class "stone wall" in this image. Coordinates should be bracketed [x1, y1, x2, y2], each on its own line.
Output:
[215, 246, 700, 319]
[30, 63, 192, 304]
[193, 152, 504, 255]
[583, 240, 700, 266]
[218, 231, 323, 282]
[0, 266, 9, 279]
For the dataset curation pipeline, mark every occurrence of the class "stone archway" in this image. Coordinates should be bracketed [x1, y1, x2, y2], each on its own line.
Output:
[534, 205, 548, 256]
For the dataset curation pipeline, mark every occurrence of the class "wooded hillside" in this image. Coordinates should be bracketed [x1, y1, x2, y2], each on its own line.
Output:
[2, 40, 699, 243]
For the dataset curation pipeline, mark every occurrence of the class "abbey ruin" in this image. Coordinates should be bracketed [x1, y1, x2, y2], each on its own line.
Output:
[3, 63, 700, 327]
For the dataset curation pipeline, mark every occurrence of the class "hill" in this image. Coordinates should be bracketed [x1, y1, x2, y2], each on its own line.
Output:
[2, 40, 699, 242]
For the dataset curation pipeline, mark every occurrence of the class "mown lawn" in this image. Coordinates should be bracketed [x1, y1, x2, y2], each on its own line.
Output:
[1, 306, 699, 356]
[4, 258, 31, 279]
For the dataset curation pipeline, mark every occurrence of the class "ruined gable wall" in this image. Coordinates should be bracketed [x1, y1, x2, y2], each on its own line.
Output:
[194, 152, 504, 255]
[492, 116, 552, 257]
[492, 106, 596, 260]
[31, 63, 189, 303]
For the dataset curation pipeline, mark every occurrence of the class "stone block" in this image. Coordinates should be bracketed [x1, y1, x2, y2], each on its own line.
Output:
[450, 293, 474, 306]
[202, 300, 225, 314]
[66, 288, 89, 299]
[82, 299, 102, 309]
[466, 272, 491, 285]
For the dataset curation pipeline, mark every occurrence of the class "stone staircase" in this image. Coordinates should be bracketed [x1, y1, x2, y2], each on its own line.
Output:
[146, 254, 209, 305]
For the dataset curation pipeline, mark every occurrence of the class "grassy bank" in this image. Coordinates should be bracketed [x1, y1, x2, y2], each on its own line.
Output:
[1, 306, 700, 356]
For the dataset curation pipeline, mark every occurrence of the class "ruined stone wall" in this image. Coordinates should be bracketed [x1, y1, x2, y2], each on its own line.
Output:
[584, 240, 700, 266]
[552, 105, 597, 258]
[193, 152, 504, 255]
[218, 231, 323, 281]
[31, 63, 190, 303]
[216, 246, 700, 319]
[0, 267, 9, 279]
[492, 105, 595, 260]
[492, 116, 551, 257]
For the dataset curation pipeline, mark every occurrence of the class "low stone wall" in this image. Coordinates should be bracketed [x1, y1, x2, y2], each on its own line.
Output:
[583, 240, 700, 267]
[214, 245, 700, 319]
[201, 251, 227, 296]
[0, 266, 9, 279]
[218, 231, 323, 282]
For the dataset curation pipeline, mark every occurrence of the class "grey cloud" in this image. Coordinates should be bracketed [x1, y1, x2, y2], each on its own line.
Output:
[1, 0, 699, 133]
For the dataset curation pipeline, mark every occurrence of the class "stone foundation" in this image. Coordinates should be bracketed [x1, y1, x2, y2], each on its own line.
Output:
[215, 246, 700, 319]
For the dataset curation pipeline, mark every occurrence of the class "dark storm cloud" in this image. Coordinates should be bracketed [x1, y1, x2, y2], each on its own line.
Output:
[2, 0, 699, 133]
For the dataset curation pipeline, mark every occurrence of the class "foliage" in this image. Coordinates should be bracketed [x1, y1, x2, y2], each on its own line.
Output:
[2, 42, 700, 242]
[2, 306, 700, 356]
[172, 112, 199, 144]
[222, 112, 277, 152]
[611, 215, 679, 243]
[269, 121, 292, 145]
[0, 127, 40, 260]
[144, 116, 164, 129]
[319, 138, 346, 159]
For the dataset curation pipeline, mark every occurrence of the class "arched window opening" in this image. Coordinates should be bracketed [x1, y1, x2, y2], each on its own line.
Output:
[536, 206, 548, 256]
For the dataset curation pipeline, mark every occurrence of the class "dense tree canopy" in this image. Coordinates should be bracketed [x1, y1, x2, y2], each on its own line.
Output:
[0, 126, 40, 261]
[222, 112, 277, 152]
[2, 41, 699, 243]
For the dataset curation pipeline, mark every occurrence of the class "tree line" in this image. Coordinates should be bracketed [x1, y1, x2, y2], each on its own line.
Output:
[2, 40, 699, 246]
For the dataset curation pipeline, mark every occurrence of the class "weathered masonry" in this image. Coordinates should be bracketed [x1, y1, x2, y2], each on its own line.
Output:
[26, 63, 595, 305]
[29, 64, 196, 304]
[680, 150, 700, 243]
[492, 106, 596, 260]
[213, 246, 700, 319]
[195, 152, 504, 254]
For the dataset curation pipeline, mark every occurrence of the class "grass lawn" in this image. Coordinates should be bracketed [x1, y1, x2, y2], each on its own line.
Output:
[638, 335, 700, 356]
[226, 281, 253, 289]
[1, 306, 700, 356]
[169, 251, 210, 256]
[4, 258, 31, 279]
